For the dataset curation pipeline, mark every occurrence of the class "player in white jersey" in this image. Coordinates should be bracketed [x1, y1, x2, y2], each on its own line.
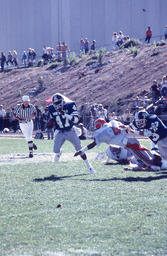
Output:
[13, 95, 37, 158]
[105, 145, 133, 165]
[74, 118, 167, 171]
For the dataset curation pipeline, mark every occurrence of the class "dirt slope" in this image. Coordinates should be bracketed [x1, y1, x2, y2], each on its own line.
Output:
[0, 42, 167, 116]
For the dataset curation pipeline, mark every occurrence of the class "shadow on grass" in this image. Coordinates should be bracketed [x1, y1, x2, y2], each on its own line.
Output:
[33, 173, 87, 182]
[79, 171, 167, 183]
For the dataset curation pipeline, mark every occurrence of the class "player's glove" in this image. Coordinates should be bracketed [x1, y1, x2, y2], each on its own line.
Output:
[46, 118, 56, 129]
[143, 129, 152, 137]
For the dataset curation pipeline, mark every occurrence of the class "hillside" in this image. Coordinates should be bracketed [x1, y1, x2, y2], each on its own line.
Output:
[0, 41, 167, 116]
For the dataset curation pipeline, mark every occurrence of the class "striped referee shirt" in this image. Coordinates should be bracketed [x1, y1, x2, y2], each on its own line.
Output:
[14, 103, 36, 122]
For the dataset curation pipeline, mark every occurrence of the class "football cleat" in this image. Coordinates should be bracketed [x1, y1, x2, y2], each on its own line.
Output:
[88, 165, 96, 174]
[54, 150, 63, 162]
[29, 150, 33, 158]
[33, 143, 37, 150]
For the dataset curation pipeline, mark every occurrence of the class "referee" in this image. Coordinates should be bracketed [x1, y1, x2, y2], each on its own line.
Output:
[13, 95, 37, 158]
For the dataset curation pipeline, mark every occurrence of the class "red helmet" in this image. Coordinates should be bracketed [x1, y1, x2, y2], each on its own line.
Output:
[95, 118, 107, 129]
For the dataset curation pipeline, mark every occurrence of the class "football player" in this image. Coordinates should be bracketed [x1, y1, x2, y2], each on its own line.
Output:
[105, 144, 133, 165]
[130, 110, 167, 161]
[48, 93, 95, 174]
[74, 118, 167, 171]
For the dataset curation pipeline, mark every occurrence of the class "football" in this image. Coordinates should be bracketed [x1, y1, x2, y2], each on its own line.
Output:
[46, 118, 56, 129]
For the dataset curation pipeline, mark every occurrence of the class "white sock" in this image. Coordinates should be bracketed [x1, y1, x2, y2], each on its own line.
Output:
[84, 159, 95, 173]
[84, 159, 92, 168]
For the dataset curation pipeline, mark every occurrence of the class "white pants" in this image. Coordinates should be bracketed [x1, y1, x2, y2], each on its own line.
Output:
[19, 120, 34, 142]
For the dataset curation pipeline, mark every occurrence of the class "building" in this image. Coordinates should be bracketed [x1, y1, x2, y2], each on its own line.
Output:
[0, 0, 167, 60]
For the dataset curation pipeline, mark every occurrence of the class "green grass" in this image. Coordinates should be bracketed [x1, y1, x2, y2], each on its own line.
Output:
[0, 138, 167, 256]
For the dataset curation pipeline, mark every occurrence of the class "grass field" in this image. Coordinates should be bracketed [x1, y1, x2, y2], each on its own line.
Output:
[0, 138, 167, 256]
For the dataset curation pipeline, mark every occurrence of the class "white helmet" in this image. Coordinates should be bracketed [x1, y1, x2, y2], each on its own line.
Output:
[52, 93, 64, 109]
[135, 110, 149, 128]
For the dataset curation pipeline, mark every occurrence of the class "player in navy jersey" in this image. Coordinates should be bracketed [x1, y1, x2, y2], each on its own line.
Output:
[48, 93, 95, 174]
[130, 110, 167, 161]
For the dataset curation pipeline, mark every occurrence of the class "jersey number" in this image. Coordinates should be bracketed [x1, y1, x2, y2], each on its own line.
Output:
[111, 127, 121, 135]
[56, 115, 70, 128]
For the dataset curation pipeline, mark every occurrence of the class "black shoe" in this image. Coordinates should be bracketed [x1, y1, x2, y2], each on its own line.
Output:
[33, 143, 37, 150]
[29, 150, 33, 158]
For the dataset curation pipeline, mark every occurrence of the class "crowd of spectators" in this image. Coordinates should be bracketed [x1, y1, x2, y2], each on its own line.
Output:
[1, 25, 167, 136]
[1, 24, 167, 72]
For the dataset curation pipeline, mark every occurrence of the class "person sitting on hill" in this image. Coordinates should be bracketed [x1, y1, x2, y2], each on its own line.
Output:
[78, 123, 88, 140]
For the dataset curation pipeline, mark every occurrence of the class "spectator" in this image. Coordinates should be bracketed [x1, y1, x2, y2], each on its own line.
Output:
[6, 51, 13, 66]
[0, 52, 6, 72]
[34, 105, 42, 130]
[47, 47, 53, 60]
[161, 75, 167, 98]
[0, 105, 6, 131]
[88, 104, 98, 131]
[27, 48, 33, 66]
[9, 107, 18, 132]
[117, 31, 124, 47]
[41, 107, 49, 131]
[62, 42, 70, 61]
[12, 50, 18, 66]
[56, 42, 62, 61]
[121, 109, 131, 125]
[143, 96, 150, 109]
[161, 75, 167, 87]
[109, 112, 117, 121]
[97, 104, 107, 120]
[80, 38, 85, 53]
[78, 123, 87, 140]
[32, 49, 36, 64]
[42, 45, 48, 64]
[42, 107, 54, 139]
[145, 26, 152, 44]
[112, 32, 119, 50]
[134, 96, 141, 108]
[164, 25, 167, 40]
[22, 51, 27, 66]
[91, 40, 96, 51]
[122, 36, 128, 44]
[84, 38, 89, 54]
[150, 80, 160, 105]
[47, 126, 54, 140]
